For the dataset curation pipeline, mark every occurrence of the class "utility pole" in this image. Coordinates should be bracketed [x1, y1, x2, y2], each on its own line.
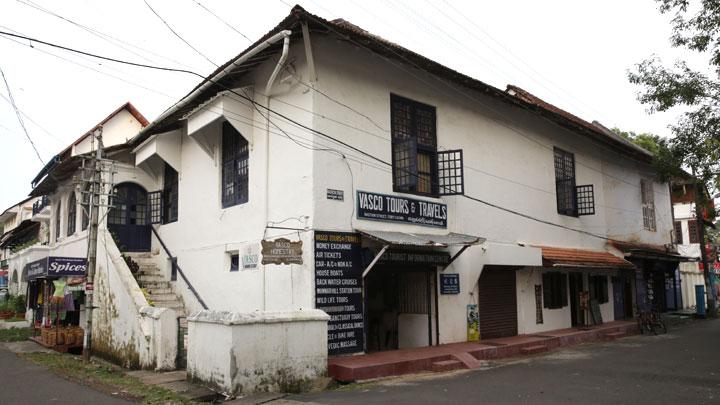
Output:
[692, 170, 716, 317]
[83, 127, 103, 362]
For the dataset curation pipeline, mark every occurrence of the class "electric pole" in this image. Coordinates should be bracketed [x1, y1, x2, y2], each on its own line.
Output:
[692, 170, 716, 317]
[83, 127, 103, 362]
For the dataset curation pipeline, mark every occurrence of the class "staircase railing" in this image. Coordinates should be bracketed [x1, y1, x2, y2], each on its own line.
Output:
[150, 226, 208, 310]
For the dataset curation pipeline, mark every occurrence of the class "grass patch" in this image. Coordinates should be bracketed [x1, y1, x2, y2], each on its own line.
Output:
[0, 327, 32, 342]
[20, 352, 195, 404]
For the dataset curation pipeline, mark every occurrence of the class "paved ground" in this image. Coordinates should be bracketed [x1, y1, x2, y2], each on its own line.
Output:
[0, 344, 129, 404]
[288, 319, 720, 405]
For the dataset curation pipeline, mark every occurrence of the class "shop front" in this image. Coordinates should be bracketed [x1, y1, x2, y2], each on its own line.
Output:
[25, 256, 87, 352]
[314, 229, 482, 356]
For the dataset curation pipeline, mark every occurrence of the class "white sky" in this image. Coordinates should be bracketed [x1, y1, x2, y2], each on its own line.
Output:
[0, 0, 707, 210]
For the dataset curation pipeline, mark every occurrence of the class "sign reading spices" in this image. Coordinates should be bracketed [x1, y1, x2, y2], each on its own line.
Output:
[314, 231, 364, 355]
[261, 238, 303, 265]
[356, 190, 447, 228]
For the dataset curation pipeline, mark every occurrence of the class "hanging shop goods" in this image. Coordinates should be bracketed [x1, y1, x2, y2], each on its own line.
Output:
[261, 238, 303, 265]
[314, 231, 364, 355]
[24, 257, 86, 352]
[356, 190, 447, 228]
[467, 304, 479, 342]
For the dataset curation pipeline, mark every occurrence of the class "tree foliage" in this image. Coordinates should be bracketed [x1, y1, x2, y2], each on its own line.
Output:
[628, 0, 720, 189]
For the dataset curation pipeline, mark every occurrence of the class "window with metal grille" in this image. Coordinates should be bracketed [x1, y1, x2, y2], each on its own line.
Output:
[575, 184, 595, 216]
[641, 179, 656, 231]
[674, 221, 683, 244]
[55, 200, 62, 240]
[437, 150, 464, 195]
[689, 219, 700, 244]
[221, 121, 249, 208]
[553, 148, 577, 216]
[589, 275, 609, 304]
[108, 187, 127, 225]
[148, 191, 163, 224]
[163, 163, 178, 223]
[391, 94, 438, 196]
[542, 271, 567, 309]
[67, 192, 76, 236]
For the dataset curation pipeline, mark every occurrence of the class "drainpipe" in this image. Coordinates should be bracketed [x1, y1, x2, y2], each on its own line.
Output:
[262, 34, 291, 311]
[130, 30, 293, 145]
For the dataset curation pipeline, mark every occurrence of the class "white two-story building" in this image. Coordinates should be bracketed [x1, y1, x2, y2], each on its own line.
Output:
[25, 5, 690, 394]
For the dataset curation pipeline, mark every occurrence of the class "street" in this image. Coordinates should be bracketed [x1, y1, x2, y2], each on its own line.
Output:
[0, 344, 129, 405]
[1, 320, 718, 404]
[291, 319, 720, 405]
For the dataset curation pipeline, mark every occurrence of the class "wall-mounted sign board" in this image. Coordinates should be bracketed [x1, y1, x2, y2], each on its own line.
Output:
[356, 190, 447, 228]
[326, 189, 344, 201]
[379, 249, 450, 266]
[314, 231, 364, 355]
[440, 273, 460, 294]
[26, 257, 87, 280]
[261, 238, 303, 265]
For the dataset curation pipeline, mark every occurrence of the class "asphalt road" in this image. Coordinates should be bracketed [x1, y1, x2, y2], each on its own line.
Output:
[0, 345, 129, 405]
[290, 319, 720, 405]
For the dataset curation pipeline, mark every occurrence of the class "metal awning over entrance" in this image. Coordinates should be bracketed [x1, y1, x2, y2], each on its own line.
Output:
[358, 230, 485, 278]
[538, 245, 635, 269]
[610, 241, 696, 263]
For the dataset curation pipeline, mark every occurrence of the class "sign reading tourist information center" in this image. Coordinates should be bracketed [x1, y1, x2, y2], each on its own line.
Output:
[314, 231, 364, 355]
[356, 191, 447, 228]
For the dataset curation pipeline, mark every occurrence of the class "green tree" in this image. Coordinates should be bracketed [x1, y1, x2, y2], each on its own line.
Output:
[628, 0, 720, 186]
[628, 0, 720, 314]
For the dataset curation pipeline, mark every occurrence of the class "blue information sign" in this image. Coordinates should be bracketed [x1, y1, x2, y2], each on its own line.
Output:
[440, 273, 460, 294]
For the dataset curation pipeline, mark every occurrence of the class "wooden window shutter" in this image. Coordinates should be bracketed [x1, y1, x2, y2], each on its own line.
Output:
[689, 219, 700, 244]
[674, 221, 683, 244]
[560, 273, 568, 307]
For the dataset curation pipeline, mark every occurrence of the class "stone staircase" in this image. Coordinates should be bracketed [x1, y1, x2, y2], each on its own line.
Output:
[125, 252, 188, 368]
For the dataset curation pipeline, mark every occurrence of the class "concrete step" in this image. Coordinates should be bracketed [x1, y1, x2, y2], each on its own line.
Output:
[520, 344, 548, 355]
[153, 300, 184, 309]
[139, 282, 172, 290]
[148, 293, 179, 302]
[603, 331, 627, 340]
[431, 360, 463, 372]
[143, 287, 173, 295]
[138, 274, 165, 282]
[124, 252, 154, 259]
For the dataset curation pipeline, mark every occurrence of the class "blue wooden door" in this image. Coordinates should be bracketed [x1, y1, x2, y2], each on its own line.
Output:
[613, 277, 624, 320]
[108, 183, 150, 252]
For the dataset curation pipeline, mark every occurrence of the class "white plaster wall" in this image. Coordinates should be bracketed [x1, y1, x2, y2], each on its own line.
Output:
[187, 310, 329, 395]
[306, 36, 656, 343]
[151, 42, 317, 313]
[73, 109, 144, 156]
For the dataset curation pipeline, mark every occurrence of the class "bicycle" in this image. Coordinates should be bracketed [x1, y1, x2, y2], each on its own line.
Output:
[637, 308, 667, 335]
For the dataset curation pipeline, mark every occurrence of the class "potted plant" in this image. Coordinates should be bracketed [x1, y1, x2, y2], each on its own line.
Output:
[13, 294, 26, 319]
[0, 298, 13, 319]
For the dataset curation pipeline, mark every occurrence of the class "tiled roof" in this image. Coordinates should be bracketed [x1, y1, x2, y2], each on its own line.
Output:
[538, 245, 634, 269]
[134, 5, 655, 164]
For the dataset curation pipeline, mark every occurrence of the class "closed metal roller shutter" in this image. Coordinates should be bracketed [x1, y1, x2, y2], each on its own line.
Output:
[478, 266, 518, 339]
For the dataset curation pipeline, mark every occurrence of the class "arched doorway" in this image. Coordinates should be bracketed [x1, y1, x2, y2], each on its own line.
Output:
[108, 183, 150, 252]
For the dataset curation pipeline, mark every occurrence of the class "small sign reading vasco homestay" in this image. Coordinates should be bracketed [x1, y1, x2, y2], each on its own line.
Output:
[356, 190, 447, 228]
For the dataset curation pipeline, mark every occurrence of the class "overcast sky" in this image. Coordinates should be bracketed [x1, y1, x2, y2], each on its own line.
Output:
[0, 0, 707, 210]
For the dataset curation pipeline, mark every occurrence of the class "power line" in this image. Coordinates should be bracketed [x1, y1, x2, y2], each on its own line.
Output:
[15, 0, 200, 71]
[0, 29, 660, 244]
[189, 0, 252, 42]
[0, 66, 44, 164]
[142, 0, 218, 67]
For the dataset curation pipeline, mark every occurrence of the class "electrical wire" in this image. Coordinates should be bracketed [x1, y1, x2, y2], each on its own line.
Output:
[0, 29, 668, 244]
[142, 0, 218, 68]
[0, 66, 44, 164]
[189, 0, 252, 43]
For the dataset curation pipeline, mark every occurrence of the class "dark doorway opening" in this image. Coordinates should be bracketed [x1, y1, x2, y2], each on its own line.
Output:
[569, 272, 584, 327]
[108, 183, 150, 252]
[364, 265, 434, 352]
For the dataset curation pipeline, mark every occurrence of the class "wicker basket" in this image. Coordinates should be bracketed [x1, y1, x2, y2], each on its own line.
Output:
[43, 329, 57, 347]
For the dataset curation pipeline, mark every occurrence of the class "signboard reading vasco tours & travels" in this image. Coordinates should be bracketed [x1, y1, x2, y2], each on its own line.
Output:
[314, 231, 364, 355]
[356, 190, 447, 228]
